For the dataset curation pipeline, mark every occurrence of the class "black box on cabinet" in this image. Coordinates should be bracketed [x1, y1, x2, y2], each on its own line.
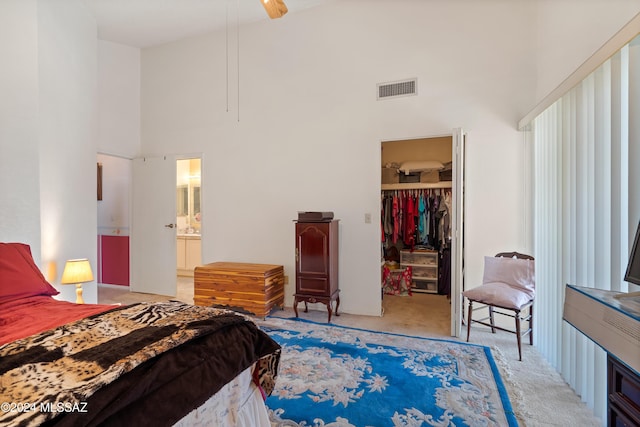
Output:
[297, 211, 334, 221]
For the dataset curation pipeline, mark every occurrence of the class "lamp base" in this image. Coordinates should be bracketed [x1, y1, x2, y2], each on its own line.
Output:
[76, 283, 84, 304]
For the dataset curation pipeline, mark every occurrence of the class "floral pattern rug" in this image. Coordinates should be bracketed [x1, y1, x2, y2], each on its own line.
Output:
[259, 317, 517, 427]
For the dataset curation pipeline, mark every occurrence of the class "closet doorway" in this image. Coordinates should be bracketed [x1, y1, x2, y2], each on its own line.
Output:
[380, 129, 464, 337]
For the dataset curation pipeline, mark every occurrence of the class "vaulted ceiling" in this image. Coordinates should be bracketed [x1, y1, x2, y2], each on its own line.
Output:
[83, 0, 330, 48]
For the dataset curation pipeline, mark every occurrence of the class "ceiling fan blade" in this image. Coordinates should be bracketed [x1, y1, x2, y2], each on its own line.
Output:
[261, 0, 288, 19]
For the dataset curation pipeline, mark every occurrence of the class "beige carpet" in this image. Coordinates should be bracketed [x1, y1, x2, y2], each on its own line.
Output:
[98, 283, 601, 427]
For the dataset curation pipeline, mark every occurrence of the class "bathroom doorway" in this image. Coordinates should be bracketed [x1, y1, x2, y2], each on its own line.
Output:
[176, 158, 202, 277]
[131, 155, 203, 297]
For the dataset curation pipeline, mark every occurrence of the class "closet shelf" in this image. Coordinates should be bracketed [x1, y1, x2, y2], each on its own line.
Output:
[381, 181, 452, 191]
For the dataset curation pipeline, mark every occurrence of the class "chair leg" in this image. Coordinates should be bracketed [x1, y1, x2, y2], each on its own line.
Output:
[515, 310, 522, 361]
[489, 306, 496, 333]
[529, 305, 534, 345]
[466, 300, 473, 342]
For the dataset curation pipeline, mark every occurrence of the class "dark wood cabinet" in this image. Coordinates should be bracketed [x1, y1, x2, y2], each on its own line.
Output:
[293, 220, 340, 322]
[608, 354, 640, 426]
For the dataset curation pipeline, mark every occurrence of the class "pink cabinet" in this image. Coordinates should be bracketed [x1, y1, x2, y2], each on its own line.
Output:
[100, 235, 129, 286]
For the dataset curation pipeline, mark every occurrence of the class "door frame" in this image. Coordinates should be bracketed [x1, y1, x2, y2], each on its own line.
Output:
[379, 128, 465, 337]
[129, 153, 204, 297]
[450, 128, 465, 337]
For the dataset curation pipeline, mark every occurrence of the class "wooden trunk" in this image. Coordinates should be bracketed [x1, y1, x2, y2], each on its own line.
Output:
[194, 262, 284, 318]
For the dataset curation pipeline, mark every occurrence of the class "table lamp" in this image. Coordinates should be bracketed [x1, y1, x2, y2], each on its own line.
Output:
[61, 258, 94, 304]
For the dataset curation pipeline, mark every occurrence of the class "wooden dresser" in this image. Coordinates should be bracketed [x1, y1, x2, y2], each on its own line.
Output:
[293, 219, 340, 322]
[563, 285, 640, 426]
[194, 262, 284, 319]
[608, 354, 640, 426]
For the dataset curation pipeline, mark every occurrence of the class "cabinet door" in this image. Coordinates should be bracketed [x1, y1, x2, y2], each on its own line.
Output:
[185, 239, 202, 270]
[296, 222, 330, 295]
[101, 235, 130, 286]
[176, 237, 186, 270]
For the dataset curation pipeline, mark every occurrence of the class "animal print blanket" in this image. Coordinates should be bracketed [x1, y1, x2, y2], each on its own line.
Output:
[0, 301, 280, 427]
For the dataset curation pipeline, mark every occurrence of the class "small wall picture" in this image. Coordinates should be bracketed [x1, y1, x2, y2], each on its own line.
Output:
[97, 162, 103, 201]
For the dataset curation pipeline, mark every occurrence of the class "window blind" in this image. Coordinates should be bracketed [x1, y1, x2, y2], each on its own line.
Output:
[530, 35, 639, 422]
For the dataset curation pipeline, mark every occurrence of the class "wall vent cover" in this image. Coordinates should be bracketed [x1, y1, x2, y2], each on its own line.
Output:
[377, 78, 417, 100]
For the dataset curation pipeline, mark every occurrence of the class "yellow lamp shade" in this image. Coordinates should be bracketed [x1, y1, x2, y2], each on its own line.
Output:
[61, 259, 93, 304]
[61, 259, 94, 284]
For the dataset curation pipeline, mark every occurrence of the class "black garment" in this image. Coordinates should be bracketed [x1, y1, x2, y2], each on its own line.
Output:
[438, 248, 451, 296]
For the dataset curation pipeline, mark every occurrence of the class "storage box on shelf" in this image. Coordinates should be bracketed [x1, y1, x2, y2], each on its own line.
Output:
[381, 168, 399, 184]
[400, 249, 438, 293]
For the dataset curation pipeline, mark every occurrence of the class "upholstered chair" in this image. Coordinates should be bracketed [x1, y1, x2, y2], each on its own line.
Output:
[462, 252, 535, 361]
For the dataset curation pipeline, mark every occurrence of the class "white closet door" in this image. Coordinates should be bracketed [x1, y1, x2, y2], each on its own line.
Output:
[131, 156, 177, 296]
[450, 128, 465, 337]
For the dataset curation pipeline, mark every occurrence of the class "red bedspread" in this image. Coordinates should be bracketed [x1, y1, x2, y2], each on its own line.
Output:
[1, 300, 281, 427]
[0, 295, 116, 346]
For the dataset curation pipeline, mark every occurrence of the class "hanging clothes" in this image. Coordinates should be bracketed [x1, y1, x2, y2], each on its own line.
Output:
[398, 192, 404, 240]
[383, 195, 393, 239]
[436, 190, 453, 296]
[438, 248, 451, 296]
[381, 177, 453, 295]
[404, 192, 416, 249]
[436, 194, 449, 248]
[392, 193, 399, 243]
[417, 192, 428, 245]
[443, 191, 452, 243]
[428, 193, 439, 249]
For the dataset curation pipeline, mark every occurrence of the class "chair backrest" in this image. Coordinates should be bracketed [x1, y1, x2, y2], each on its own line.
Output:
[495, 251, 534, 261]
[482, 252, 535, 296]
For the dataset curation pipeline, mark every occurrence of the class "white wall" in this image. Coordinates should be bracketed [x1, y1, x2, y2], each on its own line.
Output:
[1, 0, 99, 304]
[140, 0, 538, 316]
[2, 0, 635, 313]
[97, 40, 141, 158]
[95, 40, 139, 285]
[534, 0, 640, 103]
[97, 154, 132, 235]
[38, 0, 99, 303]
[0, 0, 41, 259]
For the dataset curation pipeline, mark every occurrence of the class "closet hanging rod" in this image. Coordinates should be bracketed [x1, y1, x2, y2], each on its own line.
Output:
[381, 182, 452, 191]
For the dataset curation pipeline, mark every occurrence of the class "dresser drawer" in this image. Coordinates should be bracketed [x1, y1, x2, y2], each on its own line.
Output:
[413, 279, 438, 293]
[608, 354, 640, 426]
[400, 249, 437, 266]
[411, 265, 438, 279]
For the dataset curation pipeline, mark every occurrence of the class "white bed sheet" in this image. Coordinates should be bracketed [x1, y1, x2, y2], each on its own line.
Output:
[173, 364, 270, 427]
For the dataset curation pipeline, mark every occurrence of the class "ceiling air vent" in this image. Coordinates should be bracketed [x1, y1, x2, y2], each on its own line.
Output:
[377, 78, 417, 100]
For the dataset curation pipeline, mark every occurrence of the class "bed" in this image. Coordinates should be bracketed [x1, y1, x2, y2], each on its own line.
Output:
[0, 243, 281, 427]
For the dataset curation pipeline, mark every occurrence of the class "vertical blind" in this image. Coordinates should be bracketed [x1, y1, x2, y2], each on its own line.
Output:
[531, 35, 639, 421]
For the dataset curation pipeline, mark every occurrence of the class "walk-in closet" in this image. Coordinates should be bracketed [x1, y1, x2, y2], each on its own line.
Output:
[381, 136, 454, 332]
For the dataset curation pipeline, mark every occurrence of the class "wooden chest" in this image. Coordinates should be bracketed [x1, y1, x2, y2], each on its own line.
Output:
[194, 262, 284, 318]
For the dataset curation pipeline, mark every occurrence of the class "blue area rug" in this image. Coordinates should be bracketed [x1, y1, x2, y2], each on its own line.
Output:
[259, 317, 517, 427]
